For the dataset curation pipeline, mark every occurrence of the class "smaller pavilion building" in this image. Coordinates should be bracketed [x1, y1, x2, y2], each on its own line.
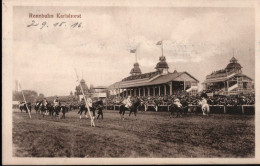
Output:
[202, 56, 254, 95]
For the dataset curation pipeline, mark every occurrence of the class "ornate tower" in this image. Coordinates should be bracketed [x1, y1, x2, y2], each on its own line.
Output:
[225, 56, 242, 73]
[155, 55, 169, 74]
[130, 62, 142, 76]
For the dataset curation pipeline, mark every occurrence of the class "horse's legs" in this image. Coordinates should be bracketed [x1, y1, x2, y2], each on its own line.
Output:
[134, 110, 137, 119]
[85, 110, 88, 118]
[122, 110, 125, 120]
[92, 109, 95, 119]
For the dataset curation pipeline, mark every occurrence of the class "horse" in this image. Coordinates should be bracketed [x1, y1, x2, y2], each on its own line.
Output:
[129, 98, 143, 118]
[78, 103, 97, 119]
[46, 103, 55, 117]
[52, 105, 69, 118]
[34, 101, 42, 114]
[169, 102, 183, 118]
[199, 100, 210, 116]
[19, 102, 32, 113]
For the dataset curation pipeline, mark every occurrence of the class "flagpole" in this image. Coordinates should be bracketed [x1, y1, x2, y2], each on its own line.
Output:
[19, 83, 31, 119]
[135, 51, 137, 63]
[74, 69, 95, 127]
[162, 40, 164, 56]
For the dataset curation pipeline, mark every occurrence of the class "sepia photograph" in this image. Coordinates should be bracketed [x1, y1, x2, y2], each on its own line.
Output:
[2, 0, 260, 165]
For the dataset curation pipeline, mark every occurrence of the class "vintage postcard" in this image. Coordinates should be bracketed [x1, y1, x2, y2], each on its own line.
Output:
[2, 0, 260, 165]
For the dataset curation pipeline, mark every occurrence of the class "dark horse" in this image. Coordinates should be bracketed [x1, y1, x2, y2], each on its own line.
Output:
[35, 101, 49, 117]
[78, 102, 97, 119]
[19, 102, 32, 113]
[119, 98, 142, 120]
[53, 105, 69, 118]
[169, 103, 184, 118]
[34, 101, 42, 114]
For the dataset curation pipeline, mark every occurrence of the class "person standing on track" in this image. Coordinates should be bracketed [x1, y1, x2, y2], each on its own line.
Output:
[96, 98, 104, 119]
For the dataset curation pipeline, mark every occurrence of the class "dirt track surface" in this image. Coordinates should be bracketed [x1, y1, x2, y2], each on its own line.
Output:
[13, 109, 254, 157]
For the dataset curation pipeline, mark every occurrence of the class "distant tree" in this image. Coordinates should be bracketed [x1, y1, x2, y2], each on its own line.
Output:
[38, 93, 45, 101]
[13, 90, 38, 103]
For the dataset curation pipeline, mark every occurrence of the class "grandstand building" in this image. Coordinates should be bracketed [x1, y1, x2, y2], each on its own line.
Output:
[108, 55, 199, 97]
[202, 56, 254, 95]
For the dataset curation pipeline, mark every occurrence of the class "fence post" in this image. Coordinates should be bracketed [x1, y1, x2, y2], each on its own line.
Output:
[114, 105, 115, 111]
[242, 105, 244, 114]
[167, 105, 169, 112]
[224, 106, 226, 114]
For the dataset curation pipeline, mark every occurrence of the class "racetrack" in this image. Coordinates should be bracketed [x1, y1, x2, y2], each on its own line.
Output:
[12, 109, 254, 157]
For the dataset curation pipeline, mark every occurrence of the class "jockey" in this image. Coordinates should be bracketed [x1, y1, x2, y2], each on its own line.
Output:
[200, 96, 210, 115]
[42, 98, 48, 108]
[125, 96, 132, 108]
[78, 98, 86, 116]
[173, 98, 183, 118]
[86, 94, 94, 118]
[53, 97, 61, 108]
[86, 95, 93, 108]
[174, 98, 182, 108]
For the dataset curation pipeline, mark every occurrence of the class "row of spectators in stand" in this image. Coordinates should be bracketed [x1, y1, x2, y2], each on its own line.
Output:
[106, 93, 255, 106]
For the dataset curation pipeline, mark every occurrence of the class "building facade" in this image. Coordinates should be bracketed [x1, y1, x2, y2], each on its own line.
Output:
[202, 57, 254, 95]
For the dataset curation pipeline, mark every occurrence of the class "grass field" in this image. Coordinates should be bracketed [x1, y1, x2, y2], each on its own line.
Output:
[12, 109, 254, 158]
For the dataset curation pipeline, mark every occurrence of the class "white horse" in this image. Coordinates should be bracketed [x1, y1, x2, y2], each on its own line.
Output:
[199, 98, 210, 116]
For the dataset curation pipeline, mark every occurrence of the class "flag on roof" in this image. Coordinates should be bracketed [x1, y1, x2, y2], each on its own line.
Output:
[156, 41, 162, 45]
[130, 49, 136, 53]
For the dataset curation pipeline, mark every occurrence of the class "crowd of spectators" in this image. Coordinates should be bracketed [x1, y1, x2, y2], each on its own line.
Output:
[106, 93, 255, 106]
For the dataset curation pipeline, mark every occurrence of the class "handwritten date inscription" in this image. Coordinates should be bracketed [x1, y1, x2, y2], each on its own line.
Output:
[27, 20, 82, 29]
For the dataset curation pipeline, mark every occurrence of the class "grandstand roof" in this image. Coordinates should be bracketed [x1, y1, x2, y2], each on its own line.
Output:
[203, 73, 253, 83]
[225, 62, 242, 71]
[108, 71, 199, 89]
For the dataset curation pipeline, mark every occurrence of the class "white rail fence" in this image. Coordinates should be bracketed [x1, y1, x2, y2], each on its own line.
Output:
[106, 104, 255, 115]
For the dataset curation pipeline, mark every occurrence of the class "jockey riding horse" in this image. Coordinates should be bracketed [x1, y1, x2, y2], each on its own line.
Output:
[19, 102, 32, 113]
[128, 97, 142, 118]
[169, 98, 183, 118]
[119, 96, 132, 120]
[199, 93, 210, 116]
[78, 95, 96, 119]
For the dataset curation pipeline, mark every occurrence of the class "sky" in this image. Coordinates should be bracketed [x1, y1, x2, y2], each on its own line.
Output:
[13, 7, 255, 96]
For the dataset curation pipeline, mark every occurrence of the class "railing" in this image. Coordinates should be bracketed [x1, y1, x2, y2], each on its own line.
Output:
[186, 86, 198, 92]
[106, 104, 255, 115]
[228, 83, 238, 92]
